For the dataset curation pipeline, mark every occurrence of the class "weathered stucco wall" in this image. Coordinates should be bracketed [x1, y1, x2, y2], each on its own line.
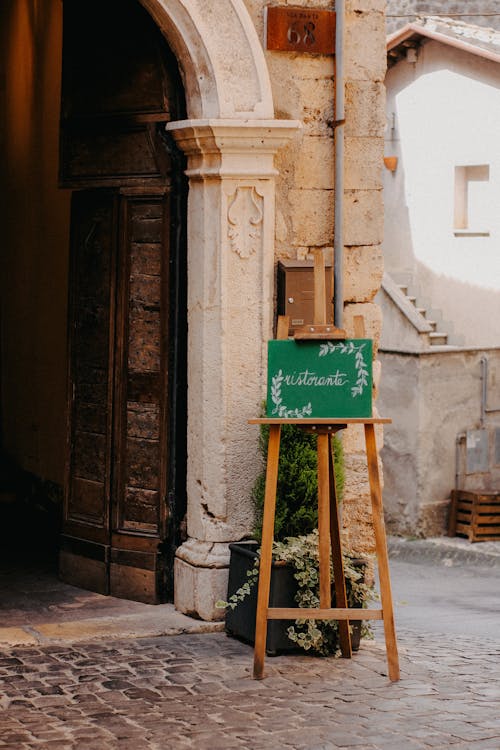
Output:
[384, 39, 500, 348]
[379, 348, 500, 536]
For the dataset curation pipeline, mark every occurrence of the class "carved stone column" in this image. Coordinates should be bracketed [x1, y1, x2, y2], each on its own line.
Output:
[167, 119, 300, 619]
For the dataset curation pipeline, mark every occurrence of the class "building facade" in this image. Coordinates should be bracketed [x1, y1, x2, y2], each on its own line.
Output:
[0, 0, 386, 619]
[378, 16, 500, 536]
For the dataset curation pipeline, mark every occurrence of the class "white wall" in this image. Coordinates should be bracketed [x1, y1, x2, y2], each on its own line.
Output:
[384, 40, 500, 346]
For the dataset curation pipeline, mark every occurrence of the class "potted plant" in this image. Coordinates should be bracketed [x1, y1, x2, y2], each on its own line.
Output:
[218, 423, 376, 656]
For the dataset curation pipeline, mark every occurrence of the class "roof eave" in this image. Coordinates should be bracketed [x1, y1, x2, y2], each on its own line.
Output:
[387, 22, 500, 65]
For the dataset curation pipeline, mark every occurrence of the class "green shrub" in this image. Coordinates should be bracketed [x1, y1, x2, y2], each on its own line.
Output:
[252, 422, 345, 542]
[217, 419, 376, 656]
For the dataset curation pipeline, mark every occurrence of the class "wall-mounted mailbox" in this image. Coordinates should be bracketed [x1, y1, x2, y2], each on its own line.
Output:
[277, 259, 333, 335]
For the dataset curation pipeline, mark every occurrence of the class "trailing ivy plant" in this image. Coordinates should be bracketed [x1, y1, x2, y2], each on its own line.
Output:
[217, 530, 376, 656]
[251, 421, 345, 543]
[271, 531, 375, 655]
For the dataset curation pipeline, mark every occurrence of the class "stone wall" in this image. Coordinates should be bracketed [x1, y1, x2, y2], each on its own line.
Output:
[386, 1, 500, 33]
[0, 0, 388, 618]
[378, 347, 500, 537]
[242, 0, 387, 560]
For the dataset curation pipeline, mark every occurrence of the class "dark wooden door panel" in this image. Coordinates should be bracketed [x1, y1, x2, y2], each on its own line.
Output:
[65, 191, 116, 533]
[110, 194, 170, 601]
[61, 191, 118, 594]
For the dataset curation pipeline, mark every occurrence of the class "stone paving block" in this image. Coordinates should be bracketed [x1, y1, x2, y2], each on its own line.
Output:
[374, 741, 429, 750]
[3, 630, 500, 749]
[411, 729, 464, 746]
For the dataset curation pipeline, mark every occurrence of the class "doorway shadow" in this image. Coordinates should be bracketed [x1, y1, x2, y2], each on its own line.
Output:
[0, 452, 160, 631]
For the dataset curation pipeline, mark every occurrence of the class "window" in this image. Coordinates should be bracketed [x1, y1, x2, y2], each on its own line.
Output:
[454, 164, 490, 236]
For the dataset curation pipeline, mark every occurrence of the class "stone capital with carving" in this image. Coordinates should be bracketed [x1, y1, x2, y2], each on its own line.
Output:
[167, 118, 301, 179]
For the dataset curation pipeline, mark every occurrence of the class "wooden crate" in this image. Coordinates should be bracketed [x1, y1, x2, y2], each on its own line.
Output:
[449, 489, 500, 542]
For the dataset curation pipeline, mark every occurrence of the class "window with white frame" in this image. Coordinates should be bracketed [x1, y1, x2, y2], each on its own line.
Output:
[454, 164, 490, 236]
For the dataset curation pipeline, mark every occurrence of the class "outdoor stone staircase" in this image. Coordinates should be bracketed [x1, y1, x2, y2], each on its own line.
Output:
[379, 273, 459, 350]
[397, 283, 449, 346]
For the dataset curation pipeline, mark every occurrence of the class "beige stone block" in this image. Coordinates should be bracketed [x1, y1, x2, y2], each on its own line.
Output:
[343, 301, 383, 351]
[296, 246, 312, 260]
[174, 557, 228, 622]
[295, 136, 334, 189]
[268, 53, 334, 84]
[275, 209, 288, 243]
[270, 71, 334, 137]
[342, 502, 376, 559]
[283, 0, 333, 7]
[242, 0, 265, 38]
[344, 244, 384, 302]
[346, 81, 386, 137]
[288, 188, 334, 247]
[275, 131, 301, 188]
[345, 11, 387, 82]
[345, 137, 384, 190]
[343, 423, 367, 454]
[373, 357, 382, 399]
[347, 0, 386, 12]
[341, 453, 375, 556]
[344, 189, 384, 246]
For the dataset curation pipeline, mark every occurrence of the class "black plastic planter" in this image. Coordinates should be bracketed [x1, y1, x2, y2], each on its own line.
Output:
[224, 541, 366, 655]
[225, 541, 297, 654]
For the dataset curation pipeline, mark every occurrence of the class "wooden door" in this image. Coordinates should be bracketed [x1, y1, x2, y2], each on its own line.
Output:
[58, 0, 186, 603]
[61, 188, 177, 603]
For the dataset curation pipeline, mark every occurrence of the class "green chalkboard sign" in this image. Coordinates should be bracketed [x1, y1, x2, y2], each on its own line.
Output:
[266, 339, 373, 418]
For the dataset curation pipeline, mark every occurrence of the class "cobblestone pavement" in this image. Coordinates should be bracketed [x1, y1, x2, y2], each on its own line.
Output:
[2, 627, 500, 750]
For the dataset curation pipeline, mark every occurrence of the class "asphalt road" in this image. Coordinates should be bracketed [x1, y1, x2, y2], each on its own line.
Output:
[386, 557, 500, 640]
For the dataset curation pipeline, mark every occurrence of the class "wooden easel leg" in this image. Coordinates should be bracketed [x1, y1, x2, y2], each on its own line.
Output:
[253, 424, 281, 680]
[364, 424, 400, 682]
[328, 433, 352, 658]
[317, 433, 332, 608]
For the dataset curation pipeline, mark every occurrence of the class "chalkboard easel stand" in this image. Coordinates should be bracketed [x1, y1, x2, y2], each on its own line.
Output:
[250, 251, 400, 682]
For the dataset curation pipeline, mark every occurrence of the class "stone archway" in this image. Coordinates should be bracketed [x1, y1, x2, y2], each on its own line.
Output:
[139, 0, 274, 119]
[140, 0, 300, 619]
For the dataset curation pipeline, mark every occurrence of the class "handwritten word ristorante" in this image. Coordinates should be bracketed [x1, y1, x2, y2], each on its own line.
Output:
[283, 369, 348, 387]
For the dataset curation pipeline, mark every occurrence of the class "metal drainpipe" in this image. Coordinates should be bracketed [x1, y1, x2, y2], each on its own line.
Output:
[333, 0, 345, 329]
[481, 356, 487, 428]
[455, 433, 466, 491]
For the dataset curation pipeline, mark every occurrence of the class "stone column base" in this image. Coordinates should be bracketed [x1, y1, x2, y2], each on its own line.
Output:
[174, 539, 231, 621]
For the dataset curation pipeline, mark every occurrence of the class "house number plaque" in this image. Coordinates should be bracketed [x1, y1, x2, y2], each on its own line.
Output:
[265, 6, 336, 54]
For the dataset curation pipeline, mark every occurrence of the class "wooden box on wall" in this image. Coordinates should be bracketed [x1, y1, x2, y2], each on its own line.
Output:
[277, 260, 333, 335]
